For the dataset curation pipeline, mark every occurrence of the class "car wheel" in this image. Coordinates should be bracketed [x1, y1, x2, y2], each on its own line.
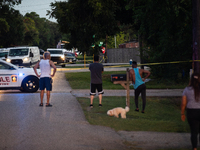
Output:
[21, 76, 39, 92]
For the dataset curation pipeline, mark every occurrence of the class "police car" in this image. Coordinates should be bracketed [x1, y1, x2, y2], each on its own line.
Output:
[0, 59, 39, 92]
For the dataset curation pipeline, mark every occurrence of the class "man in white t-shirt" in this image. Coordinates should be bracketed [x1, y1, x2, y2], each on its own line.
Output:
[33, 51, 57, 107]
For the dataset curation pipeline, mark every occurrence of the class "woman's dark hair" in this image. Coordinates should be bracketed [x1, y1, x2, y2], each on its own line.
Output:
[189, 72, 200, 101]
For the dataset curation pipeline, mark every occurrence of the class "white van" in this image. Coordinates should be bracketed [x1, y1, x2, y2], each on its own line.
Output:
[6, 46, 40, 67]
[47, 48, 67, 66]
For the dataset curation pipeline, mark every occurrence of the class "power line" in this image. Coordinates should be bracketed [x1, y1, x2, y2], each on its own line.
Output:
[15, 3, 52, 8]
[19, 8, 50, 13]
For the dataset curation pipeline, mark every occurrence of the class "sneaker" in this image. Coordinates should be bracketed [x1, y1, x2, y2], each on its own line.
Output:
[99, 104, 102, 107]
[90, 104, 93, 108]
[135, 108, 139, 112]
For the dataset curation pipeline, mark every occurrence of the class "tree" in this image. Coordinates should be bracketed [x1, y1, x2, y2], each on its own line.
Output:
[23, 17, 39, 46]
[48, 0, 120, 54]
[128, 0, 192, 79]
[0, 0, 24, 47]
[24, 12, 62, 49]
[0, 8, 24, 47]
[107, 32, 126, 49]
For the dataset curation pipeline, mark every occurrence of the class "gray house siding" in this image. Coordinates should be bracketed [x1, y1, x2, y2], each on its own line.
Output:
[107, 48, 140, 63]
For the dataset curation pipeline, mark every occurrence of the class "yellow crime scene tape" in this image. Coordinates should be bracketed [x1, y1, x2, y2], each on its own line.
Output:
[106, 60, 200, 68]
[58, 59, 200, 71]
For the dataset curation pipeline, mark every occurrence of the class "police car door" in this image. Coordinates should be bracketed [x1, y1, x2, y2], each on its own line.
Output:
[0, 61, 19, 88]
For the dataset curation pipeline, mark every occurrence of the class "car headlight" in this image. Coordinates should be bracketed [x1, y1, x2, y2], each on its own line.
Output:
[6, 59, 11, 63]
[23, 57, 29, 62]
[61, 55, 65, 60]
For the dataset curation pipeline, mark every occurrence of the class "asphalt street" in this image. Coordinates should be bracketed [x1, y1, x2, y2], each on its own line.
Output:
[0, 68, 192, 150]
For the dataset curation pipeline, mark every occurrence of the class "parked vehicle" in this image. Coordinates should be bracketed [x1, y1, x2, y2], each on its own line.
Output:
[0, 59, 40, 92]
[65, 52, 76, 63]
[40, 49, 45, 59]
[0, 48, 9, 61]
[6, 46, 40, 67]
[47, 48, 68, 67]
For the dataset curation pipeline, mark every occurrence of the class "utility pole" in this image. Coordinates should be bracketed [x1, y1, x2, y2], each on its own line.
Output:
[114, 35, 116, 48]
[192, 0, 200, 73]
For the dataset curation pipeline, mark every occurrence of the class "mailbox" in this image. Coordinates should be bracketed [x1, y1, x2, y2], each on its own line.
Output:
[111, 74, 126, 82]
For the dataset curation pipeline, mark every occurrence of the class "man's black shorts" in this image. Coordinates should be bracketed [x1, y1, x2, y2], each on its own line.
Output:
[90, 83, 104, 96]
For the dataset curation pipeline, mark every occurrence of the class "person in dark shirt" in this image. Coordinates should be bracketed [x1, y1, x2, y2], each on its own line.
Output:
[89, 55, 104, 108]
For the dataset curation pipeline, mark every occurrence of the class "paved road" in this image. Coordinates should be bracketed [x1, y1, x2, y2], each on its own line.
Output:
[0, 71, 192, 150]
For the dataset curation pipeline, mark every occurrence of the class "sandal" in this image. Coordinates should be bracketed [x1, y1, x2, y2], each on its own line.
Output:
[39, 103, 43, 107]
[46, 103, 52, 107]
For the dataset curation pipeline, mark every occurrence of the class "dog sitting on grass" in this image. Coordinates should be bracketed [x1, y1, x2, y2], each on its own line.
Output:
[107, 106, 130, 119]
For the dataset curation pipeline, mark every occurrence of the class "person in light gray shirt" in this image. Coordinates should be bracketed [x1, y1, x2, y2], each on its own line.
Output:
[181, 72, 200, 150]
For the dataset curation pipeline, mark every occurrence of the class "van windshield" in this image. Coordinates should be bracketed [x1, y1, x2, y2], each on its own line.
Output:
[9, 48, 29, 56]
[48, 50, 63, 54]
[0, 52, 8, 57]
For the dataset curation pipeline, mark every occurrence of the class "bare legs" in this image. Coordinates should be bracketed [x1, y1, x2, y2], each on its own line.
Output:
[90, 94, 102, 106]
[40, 90, 51, 105]
[40, 90, 44, 104]
[99, 94, 102, 104]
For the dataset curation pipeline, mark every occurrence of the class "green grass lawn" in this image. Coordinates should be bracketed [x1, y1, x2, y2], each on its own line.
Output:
[66, 70, 192, 150]
[76, 55, 93, 64]
[77, 96, 189, 132]
[65, 71, 189, 89]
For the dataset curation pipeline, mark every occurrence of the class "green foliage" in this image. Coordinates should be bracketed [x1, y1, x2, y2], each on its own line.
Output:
[23, 17, 39, 45]
[107, 31, 126, 48]
[0, 0, 24, 47]
[128, 0, 192, 79]
[0, 7, 25, 47]
[24, 12, 62, 50]
[49, 0, 120, 53]
[0, 18, 9, 33]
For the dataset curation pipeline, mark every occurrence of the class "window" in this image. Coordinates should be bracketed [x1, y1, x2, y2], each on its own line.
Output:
[0, 62, 14, 69]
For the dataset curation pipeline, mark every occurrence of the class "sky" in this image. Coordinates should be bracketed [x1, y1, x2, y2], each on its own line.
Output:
[14, 0, 66, 22]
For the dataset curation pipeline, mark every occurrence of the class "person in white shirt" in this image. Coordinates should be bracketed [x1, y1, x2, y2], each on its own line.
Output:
[33, 51, 56, 107]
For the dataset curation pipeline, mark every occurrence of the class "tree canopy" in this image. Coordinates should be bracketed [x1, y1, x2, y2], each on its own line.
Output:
[0, 4, 62, 49]
[127, 0, 192, 78]
[48, 0, 120, 53]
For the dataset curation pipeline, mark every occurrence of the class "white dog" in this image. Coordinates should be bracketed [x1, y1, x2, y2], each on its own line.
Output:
[107, 106, 130, 119]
